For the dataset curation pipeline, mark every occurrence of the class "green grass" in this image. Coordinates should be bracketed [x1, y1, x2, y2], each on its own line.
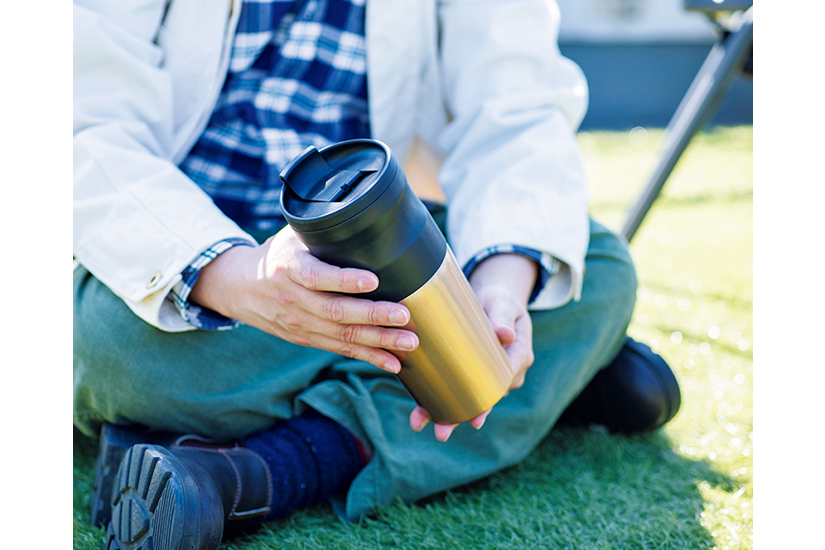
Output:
[73, 125, 753, 550]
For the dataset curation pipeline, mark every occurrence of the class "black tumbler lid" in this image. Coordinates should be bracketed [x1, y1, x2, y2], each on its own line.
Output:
[278, 138, 447, 301]
[279, 139, 396, 232]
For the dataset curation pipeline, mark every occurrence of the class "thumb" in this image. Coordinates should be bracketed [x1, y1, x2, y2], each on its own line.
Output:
[485, 295, 518, 346]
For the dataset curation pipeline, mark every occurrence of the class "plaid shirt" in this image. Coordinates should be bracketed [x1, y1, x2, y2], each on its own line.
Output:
[172, 0, 556, 329]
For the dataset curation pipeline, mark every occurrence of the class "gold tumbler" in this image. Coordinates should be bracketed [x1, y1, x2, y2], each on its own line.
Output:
[280, 139, 514, 424]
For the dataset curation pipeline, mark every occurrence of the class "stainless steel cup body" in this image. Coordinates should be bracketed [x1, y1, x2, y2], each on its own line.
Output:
[399, 248, 513, 424]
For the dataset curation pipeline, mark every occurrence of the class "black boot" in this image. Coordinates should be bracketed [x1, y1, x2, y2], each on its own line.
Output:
[104, 441, 272, 550]
[557, 337, 682, 434]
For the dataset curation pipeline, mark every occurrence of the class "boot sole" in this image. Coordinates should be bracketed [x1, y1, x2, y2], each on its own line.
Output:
[105, 444, 224, 550]
[93, 425, 158, 528]
[92, 424, 183, 528]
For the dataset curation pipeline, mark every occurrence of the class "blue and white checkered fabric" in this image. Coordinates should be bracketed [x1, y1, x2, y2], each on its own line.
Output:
[180, 0, 369, 233]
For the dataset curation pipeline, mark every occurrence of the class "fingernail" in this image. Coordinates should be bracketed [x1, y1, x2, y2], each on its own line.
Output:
[438, 425, 456, 442]
[389, 308, 409, 325]
[358, 276, 377, 291]
[397, 336, 416, 351]
[384, 361, 401, 374]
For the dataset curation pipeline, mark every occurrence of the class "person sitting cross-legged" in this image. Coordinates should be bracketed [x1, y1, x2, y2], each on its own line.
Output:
[73, 1, 681, 548]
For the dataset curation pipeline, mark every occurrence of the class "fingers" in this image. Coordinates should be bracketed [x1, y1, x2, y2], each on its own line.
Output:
[268, 228, 383, 295]
[311, 292, 412, 328]
[505, 312, 534, 389]
[478, 289, 534, 390]
[289, 248, 381, 295]
[267, 245, 420, 363]
[333, 321, 418, 353]
[510, 371, 527, 390]
[307, 332, 412, 374]
[409, 406, 492, 442]
[409, 406, 431, 432]
[289, 253, 416, 331]
[433, 423, 459, 442]
[469, 409, 491, 430]
[289, 294, 420, 367]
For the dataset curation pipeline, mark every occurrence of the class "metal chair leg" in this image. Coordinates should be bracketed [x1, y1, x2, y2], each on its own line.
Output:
[620, 7, 753, 242]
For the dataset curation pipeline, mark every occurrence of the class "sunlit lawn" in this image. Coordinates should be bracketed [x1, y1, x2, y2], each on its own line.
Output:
[74, 125, 753, 549]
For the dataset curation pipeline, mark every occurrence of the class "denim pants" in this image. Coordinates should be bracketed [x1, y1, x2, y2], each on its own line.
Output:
[73, 214, 636, 521]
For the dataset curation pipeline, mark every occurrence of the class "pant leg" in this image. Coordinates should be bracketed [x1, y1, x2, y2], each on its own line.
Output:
[297, 218, 637, 520]
[73, 266, 340, 440]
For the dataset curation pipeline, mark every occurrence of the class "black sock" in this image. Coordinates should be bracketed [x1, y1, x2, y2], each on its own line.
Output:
[240, 410, 367, 519]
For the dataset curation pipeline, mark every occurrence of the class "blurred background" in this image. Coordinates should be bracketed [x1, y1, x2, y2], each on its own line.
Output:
[556, 0, 752, 129]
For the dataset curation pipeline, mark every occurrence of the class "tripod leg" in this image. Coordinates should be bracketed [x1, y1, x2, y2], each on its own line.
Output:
[620, 8, 753, 242]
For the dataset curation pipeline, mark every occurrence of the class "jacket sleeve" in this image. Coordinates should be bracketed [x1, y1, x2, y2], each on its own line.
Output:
[73, 0, 255, 331]
[436, 0, 591, 309]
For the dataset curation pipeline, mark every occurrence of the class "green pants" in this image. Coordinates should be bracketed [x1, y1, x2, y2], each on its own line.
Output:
[73, 217, 636, 521]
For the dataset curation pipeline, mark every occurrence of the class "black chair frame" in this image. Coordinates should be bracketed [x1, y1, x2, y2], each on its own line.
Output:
[620, 1, 753, 242]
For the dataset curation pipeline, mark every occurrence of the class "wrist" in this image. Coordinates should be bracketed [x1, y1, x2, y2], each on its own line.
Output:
[190, 244, 256, 319]
[468, 253, 538, 305]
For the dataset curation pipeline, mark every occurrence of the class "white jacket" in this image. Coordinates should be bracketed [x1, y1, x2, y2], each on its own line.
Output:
[73, 0, 591, 331]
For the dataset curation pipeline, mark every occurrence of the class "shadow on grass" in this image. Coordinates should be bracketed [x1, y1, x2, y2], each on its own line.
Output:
[384, 426, 730, 550]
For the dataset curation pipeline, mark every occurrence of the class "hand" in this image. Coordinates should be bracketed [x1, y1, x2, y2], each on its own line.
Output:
[409, 253, 538, 441]
[189, 226, 419, 373]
